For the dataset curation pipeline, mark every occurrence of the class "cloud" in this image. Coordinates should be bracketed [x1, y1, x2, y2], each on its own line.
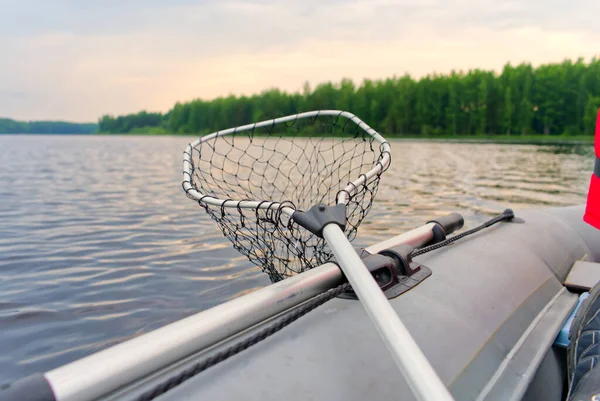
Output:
[0, 0, 599, 121]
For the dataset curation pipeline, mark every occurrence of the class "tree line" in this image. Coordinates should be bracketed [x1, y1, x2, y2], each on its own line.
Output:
[98, 57, 600, 136]
[0, 118, 98, 134]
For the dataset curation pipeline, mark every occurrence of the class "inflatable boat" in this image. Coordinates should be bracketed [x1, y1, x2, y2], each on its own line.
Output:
[3, 204, 600, 401]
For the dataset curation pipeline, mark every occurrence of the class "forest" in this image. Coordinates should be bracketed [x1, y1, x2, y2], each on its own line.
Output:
[0, 118, 97, 134]
[99, 57, 600, 137]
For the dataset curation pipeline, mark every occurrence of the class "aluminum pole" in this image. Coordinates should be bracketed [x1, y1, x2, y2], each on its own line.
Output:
[322, 223, 455, 401]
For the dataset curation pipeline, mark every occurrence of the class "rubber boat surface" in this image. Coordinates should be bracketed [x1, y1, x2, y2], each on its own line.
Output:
[3, 204, 600, 401]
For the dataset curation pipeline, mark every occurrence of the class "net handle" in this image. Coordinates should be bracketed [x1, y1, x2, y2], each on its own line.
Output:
[181, 109, 391, 214]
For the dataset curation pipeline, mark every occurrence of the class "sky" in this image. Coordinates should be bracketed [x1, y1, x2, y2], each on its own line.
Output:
[1, 0, 599, 122]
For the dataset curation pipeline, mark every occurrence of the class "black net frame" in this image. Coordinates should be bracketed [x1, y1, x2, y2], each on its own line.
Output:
[182, 110, 391, 283]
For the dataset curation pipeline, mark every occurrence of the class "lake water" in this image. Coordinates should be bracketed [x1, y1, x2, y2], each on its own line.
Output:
[0, 135, 594, 386]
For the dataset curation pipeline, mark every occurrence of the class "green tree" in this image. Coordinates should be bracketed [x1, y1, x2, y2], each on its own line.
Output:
[445, 77, 458, 136]
[503, 87, 513, 135]
[584, 97, 600, 134]
[476, 78, 488, 135]
[516, 68, 533, 136]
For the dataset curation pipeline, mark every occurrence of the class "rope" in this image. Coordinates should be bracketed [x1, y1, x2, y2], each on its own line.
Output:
[136, 283, 351, 401]
[410, 209, 515, 257]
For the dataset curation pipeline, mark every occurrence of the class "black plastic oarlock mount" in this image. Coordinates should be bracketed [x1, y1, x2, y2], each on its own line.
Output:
[291, 202, 430, 299]
[292, 203, 347, 238]
[293, 206, 467, 299]
[337, 244, 432, 300]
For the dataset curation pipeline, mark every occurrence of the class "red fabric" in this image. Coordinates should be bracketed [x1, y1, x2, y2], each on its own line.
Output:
[585, 174, 600, 229]
[596, 108, 600, 157]
[585, 108, 600, 229]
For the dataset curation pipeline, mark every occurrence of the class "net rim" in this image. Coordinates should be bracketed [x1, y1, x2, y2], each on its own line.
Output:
[181, 110, 391, 217]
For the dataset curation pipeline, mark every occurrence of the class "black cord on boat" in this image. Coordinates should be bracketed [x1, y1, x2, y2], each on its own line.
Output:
[410, 208, 515, 257]
[136, 282, 351, 401]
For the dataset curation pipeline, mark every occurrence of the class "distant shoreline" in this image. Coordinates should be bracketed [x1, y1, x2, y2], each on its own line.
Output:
[389, 135, 594, 145]
[0, 117, 97, 135]
[91, 132, 593, 145]
[0, 132, 94, 135]
[2, 132, 593, 146]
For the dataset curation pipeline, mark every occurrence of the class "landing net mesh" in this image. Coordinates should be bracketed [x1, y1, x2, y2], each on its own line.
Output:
[183, 111, 389, 283]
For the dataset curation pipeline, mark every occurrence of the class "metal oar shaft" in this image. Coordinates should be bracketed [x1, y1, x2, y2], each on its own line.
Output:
[323, 224, 455, 401]
[33, 222, 443, 401]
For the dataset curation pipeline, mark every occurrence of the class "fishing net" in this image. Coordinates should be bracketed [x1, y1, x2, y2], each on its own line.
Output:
[182, 111, 391, 283]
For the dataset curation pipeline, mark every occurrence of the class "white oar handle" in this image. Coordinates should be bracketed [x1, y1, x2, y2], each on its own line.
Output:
[322, 223, 455, 401]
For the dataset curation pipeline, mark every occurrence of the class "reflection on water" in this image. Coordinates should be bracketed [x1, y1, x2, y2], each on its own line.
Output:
[0, 135, 594, 385]
[536, 144, 595, 156]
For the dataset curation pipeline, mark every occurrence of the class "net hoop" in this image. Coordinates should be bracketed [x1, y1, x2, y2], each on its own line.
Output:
[182, 110, 391, 216]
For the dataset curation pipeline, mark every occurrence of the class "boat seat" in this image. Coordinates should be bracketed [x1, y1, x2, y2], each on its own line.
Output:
[565, 261, 600, 292]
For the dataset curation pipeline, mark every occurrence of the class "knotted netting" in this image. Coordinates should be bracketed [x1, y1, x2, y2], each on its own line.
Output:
[182, 110, 391, 283]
